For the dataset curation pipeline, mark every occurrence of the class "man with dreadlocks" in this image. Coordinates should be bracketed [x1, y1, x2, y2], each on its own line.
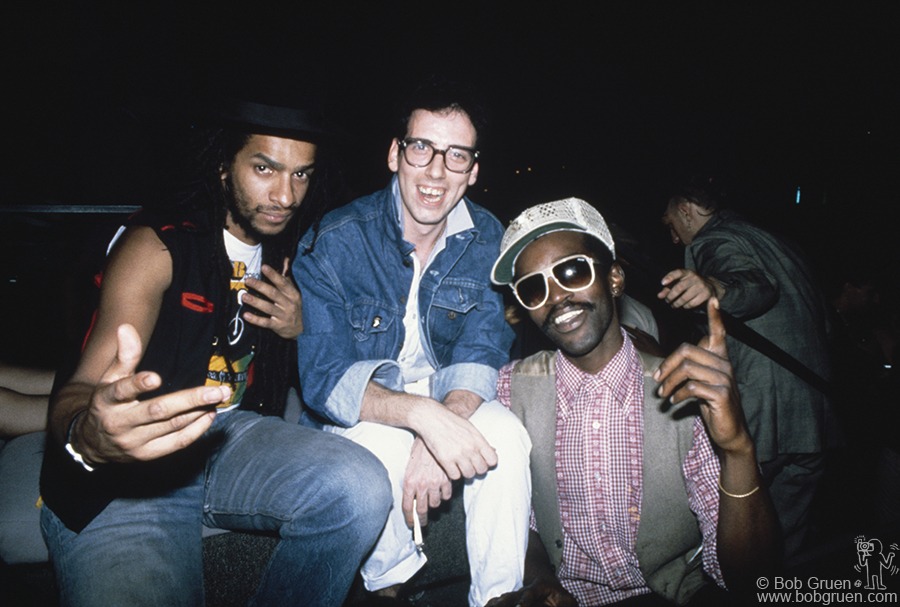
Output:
[38, 98, 392, 607]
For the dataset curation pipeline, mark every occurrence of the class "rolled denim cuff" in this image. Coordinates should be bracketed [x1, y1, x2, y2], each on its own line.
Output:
[430, 362, 498, 404]
[324, 360, 404, 427]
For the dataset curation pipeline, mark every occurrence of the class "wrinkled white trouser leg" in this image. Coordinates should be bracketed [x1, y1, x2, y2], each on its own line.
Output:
[330, 401, 532, 606]
[464, 400, 532, 607]
[327, 421, 426, 591]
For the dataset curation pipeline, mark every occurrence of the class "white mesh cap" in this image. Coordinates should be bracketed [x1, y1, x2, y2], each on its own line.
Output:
[491, 197, 616, 285]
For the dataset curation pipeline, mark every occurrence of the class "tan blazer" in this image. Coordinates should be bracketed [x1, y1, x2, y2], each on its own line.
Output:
[508, 349, 709, 605]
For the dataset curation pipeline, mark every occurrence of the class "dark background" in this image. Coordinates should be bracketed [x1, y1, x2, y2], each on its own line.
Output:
[1, 4, 898, 584]
[2, 2, 899, 364]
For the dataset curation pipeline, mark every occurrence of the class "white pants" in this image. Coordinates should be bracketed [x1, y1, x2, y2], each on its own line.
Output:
[329, 400, 532, 607]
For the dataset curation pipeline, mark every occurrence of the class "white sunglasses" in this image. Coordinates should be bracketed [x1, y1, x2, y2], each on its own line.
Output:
[512, 255, 597, 310]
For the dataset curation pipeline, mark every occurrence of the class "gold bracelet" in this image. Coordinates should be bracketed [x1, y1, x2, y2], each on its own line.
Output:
[718, 479, 760, 499]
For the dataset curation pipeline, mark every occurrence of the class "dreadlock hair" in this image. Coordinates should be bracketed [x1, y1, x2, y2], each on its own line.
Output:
[169, 124, 337, 417]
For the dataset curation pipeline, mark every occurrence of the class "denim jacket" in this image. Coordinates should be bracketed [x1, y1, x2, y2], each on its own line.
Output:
[294, 180, 514, 427]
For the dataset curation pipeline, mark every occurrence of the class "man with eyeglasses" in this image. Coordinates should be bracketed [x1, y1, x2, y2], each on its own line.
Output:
[294, 78, 531, 606]
[486, 198, 779, 606]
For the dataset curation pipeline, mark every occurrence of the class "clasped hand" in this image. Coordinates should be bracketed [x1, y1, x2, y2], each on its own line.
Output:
[402, 402, 498, 526]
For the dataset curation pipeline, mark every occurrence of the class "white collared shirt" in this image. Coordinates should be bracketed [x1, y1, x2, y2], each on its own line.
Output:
[392, 177, 474, 394]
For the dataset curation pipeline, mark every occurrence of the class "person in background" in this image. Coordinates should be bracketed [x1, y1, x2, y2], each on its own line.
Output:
[659, 177, 837, 563]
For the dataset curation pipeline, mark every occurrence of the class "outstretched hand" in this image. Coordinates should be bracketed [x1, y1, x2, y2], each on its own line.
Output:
[74, 324, 229, 465]
[242, 258, 304, 338]
[653, 298, 752, 454]
[657, 268, 722, 310]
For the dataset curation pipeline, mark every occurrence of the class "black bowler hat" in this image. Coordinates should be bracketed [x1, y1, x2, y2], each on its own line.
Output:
[210, 97, 337, 142]
[190, 89, 340, 143]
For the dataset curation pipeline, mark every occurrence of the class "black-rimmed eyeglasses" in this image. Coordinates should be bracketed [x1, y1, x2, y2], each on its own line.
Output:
[398, 138, 479, 174]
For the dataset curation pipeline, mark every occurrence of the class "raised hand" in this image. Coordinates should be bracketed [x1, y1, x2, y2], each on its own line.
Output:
[653, 298, 752, 455]
[242, 258, 304, 338]
[72, 324, 230, 465]
[656, 301, 779, 587]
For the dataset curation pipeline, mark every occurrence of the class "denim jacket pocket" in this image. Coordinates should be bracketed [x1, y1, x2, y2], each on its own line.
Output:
[350, 303, 397, 358]
[429, 280, 483, 348]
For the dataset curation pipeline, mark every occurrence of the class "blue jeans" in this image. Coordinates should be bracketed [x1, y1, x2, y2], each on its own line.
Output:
[41, 411, 391, 607]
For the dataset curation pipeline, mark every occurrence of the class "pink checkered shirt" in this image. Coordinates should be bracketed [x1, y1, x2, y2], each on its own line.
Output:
[497, 333, 724, 606]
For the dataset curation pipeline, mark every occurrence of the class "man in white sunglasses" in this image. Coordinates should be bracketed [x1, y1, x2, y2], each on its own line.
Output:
[487, 198, 779, 607]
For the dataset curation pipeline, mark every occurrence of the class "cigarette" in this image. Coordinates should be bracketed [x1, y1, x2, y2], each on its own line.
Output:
[688, 545, 703, 562]
[413, 498, 424, 551]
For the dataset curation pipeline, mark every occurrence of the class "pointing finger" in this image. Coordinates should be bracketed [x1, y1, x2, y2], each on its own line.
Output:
[704, 298, 727, 357]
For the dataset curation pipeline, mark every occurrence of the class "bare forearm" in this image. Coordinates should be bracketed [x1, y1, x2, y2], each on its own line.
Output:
[360, 383, 484, 427]
[443, 389, 483, 419]
[717, 447, 781, 588]
[0, 388, 48, 438]
[359, 380, 438, 431]
[0, 363, 55, 395]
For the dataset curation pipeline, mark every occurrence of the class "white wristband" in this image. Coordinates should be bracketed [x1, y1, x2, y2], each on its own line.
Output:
[65, 412, 95, 472]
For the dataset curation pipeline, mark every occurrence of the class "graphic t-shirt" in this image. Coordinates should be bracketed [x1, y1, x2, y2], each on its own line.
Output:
[205, 230, 262, 410]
